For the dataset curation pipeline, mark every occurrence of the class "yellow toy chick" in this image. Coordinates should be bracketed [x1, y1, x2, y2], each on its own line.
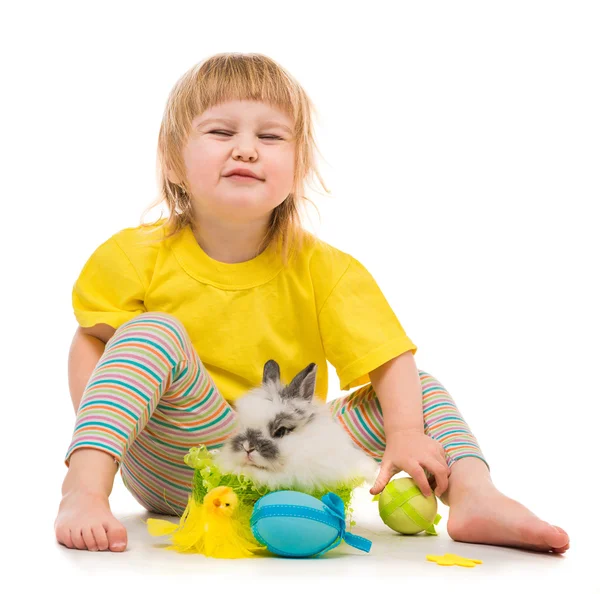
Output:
[146, 486, 267, 558]
[426, 553, 483, 568]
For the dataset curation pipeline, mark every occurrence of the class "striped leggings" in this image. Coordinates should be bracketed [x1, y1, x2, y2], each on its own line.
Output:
[65, 313, 489, 515]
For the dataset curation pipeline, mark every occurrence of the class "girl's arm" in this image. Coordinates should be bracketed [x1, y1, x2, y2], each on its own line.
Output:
[368, 351, 424, 435]
[368, 351, 450, 496]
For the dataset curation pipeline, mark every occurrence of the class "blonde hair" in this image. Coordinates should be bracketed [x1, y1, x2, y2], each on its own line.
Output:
[139, 52, 330, 267]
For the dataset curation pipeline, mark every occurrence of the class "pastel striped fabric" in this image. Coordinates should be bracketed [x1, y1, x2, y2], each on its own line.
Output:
[65, 313, 488, 515]
[329, 375, 489, 468]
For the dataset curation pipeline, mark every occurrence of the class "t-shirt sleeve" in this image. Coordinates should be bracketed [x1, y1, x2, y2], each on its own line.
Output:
[318, 256, 418, 391]
[72, 236, 147, 330]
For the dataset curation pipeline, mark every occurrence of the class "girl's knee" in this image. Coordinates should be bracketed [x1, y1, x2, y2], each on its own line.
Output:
[123, 312, 185, 331]
[116, 312, 190, 344]
[418, 369, 443, 385]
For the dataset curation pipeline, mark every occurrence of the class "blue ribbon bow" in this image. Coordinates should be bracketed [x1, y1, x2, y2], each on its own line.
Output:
[318, 492, 372, 555]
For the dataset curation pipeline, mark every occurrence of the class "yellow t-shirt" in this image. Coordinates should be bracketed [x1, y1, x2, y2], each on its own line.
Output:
[72, 220, 417, 402]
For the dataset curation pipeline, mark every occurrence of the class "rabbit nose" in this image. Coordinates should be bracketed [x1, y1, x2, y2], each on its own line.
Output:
[243, 441, 255, 454]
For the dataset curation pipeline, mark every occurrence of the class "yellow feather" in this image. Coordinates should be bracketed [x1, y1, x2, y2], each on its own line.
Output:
[201, 512, 261, 558]
[145, 518, 180, 536]
[170, 497, 207, 552]
[147, 487, 267, 558]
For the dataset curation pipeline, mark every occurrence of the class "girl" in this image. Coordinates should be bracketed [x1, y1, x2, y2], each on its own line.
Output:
[55, 53, 570, 555]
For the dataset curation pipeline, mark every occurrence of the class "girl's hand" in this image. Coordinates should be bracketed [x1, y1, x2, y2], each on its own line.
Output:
[369, 430, 451, 497]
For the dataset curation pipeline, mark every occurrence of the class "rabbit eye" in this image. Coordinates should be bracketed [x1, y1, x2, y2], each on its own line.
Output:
[273, 426, 292, 438]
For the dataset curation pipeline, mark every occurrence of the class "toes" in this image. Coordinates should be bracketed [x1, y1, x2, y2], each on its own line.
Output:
[56, 526, 74, 549]
[56, 523, 121, 552]
[106, 521, 128, 552]
[520, 520, 570, 552]
[82, 526, 99, 551]
[548, 525, 570, 552]
[92, 525, 110, 551]
[70, 528, 87, 550]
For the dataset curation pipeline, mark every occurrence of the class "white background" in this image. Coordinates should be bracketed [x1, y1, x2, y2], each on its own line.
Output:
[1, 1, 598, 592]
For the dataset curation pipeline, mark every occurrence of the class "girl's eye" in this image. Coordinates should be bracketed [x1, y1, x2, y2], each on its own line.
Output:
[210, 130, 282, 140]
[273, 427, 291, 438]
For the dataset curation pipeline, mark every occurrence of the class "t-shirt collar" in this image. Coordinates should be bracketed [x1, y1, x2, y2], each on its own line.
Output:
[169, 224, 283, 289]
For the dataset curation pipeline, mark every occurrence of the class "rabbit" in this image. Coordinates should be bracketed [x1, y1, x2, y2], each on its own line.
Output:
[214, 359, 380, 492]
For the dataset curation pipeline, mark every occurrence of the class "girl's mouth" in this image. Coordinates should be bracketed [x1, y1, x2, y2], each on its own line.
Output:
[227, 174, 262, 182]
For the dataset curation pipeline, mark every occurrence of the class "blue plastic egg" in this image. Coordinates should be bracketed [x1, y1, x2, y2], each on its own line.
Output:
[250, 490, 372, 558]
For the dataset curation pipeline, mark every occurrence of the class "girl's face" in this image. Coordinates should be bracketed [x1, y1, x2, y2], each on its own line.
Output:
[176, 99, 296, 224]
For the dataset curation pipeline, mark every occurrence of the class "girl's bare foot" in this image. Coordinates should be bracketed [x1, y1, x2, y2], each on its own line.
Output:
[55, 489, 128, 552]
[441, 458, 570, 554]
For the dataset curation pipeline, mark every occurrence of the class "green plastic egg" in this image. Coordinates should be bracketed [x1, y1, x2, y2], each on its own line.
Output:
[374, 477, 441, 535]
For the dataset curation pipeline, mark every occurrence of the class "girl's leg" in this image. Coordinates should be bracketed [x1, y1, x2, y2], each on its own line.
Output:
[65, 312, 239, 515]
[327, 369, 489, 471]
[327, 370, 571, 553]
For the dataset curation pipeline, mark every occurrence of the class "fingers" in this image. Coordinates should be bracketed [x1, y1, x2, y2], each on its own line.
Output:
[406, 461, 432, 496]
[373, 464, 449, 498]
[370, 471, 391, 495]
[370, 443, 451, 499]
[429, 460, 450, 497]
[409, 454, 450, 497]
[370, 462, 395, 495]
[430, 444, 450, 496]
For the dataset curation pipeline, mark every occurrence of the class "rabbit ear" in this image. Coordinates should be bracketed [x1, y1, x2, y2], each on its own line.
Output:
[263, 359, 281, 385]
[287, 363, 318, 401]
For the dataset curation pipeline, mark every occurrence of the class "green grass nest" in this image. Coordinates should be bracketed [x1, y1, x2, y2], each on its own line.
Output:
[184, 444, 365, 526]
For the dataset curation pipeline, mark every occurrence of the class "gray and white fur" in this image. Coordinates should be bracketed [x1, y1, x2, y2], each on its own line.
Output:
[214, 360, 380, 491]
